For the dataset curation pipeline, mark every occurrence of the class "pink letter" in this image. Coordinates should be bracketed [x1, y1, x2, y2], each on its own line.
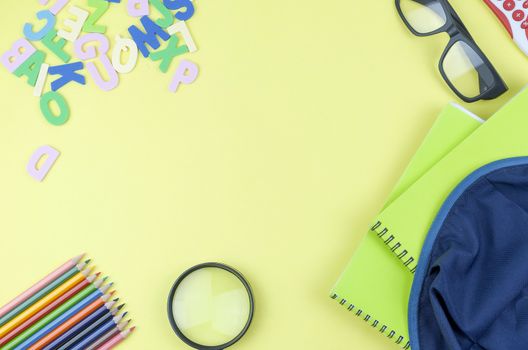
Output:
[27, 145, 60, 182]
[40, 0, 70, 15]
[128, 0, 149, 17]
[1, 39, 37, 73]
[169, 59, 198, 92]
[75, 33, 118, 91]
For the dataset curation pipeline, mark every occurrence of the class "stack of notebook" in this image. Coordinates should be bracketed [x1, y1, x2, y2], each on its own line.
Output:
[331, 87, 528, 348]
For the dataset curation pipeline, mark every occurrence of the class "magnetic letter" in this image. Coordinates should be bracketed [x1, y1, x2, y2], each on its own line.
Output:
[169, 59, 198, 92]
[39, 0, 70, 15]
[40, 91, 70, 125]
[83, 0, 109, 33]
[49, 62, 86, 91]
[14, 50, 46, 87]
[57, 6, 89, 42]
[1, 39, 37, 73]
[128, 16, 170, 57]
[163, 0, 194, 21]
[167, 20, 197, 52]
[23, 10, 56, 41]
[128, 0, 149, 17]
[150, 36, 188, 73]
[150, 0, 174, 28]
[75, 33, 110, 59]
[27, 145, 60, 182]
[112, 35, 139, 74]
[75, 33, 119, 91]
[34, 63, 49, 97]
[42, 29, 71, 63]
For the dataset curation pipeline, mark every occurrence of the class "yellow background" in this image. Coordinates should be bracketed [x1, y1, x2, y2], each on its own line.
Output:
[0, 1, 526, 349]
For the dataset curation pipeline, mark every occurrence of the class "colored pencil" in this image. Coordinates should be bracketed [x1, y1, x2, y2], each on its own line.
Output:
[0, 277, 104, 348]
[2, 284, 110, 350]
[84, 324, 121, 350]
[97, 326, 135, 350]
[0, 260, 89, 328]
[7, 291, 110, 350]
[10, 292, 113, 350]
[54, 304, 126, 350]
[0, 255, 84, 320]
[30, 291, 117, 350]
[0, 266, 94, 338]
[68, 318, 129, 350]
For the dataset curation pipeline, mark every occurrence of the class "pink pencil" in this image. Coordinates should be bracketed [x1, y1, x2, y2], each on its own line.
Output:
[0, 254, 84, 319]
[97, 326, 135, 350]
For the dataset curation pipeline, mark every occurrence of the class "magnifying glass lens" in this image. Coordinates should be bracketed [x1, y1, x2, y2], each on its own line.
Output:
[170, 266, 252, 347]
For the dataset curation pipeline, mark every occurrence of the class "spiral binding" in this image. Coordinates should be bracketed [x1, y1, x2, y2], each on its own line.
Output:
[370, 221, 417, 274]
[331, 293, 411, 349]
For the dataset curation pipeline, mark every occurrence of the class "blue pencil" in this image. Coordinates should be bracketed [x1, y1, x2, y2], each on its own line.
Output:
[67, 315, 128, 350]
[12, 289, 109, 350]
[42, 300, 121, 350]
[0, 260, 90, 327]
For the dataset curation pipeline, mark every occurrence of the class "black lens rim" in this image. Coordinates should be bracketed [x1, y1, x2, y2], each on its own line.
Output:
[167, 262, 255, 350]
[395, 0, 450, 36]
[395, 0, 507, 103]
[439, 36, 495, 102]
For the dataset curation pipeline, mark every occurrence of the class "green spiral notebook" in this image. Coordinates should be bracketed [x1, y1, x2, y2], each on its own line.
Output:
[331, 103, 484, 348]
[336, 87, 528, 348]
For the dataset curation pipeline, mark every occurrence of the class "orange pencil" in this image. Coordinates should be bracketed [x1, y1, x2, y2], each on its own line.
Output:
[27, 288, 115, 350]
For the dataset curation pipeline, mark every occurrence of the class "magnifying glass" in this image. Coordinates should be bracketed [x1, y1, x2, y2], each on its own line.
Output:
[167, 263, 255, 349]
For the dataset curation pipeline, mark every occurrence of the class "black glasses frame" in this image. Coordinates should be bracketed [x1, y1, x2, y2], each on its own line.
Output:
[395, 0, 507, 103]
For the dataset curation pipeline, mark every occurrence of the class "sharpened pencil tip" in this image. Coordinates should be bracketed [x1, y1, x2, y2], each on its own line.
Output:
[85, 259, 92, 264]
[113, 298, 119, 302]
[103, 276, 109, 281]
[95, 272, 101, 277]
[122, 312, 128, 317]
[118, 304, 125, 310]
[73, 254, 84, 263]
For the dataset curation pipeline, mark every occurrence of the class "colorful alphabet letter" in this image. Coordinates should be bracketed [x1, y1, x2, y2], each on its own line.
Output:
[27, 145, 60, 182]
[128, 16, 170, 58]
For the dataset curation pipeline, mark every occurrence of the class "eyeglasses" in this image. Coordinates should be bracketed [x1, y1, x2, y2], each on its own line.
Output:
[395, 0, 508, 103]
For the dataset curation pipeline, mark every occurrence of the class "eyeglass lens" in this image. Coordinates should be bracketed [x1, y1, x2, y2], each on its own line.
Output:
[442, 41, 494, 99]
[399, 0, 447, 34]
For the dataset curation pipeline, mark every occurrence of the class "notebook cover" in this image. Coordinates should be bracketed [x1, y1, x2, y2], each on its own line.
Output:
[372, 87, 528, 274]
[331, 103, 483, 348]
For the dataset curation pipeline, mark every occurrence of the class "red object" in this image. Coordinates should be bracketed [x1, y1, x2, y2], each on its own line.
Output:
[513, 10, 525, 21]
[504, 0, 516, 11]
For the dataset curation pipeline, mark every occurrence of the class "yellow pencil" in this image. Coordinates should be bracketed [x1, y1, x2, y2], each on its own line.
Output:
[0, 268, 95, 338]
